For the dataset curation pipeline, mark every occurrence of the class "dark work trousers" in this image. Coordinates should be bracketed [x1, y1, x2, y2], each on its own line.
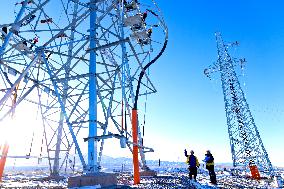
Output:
[188, 166, 197, 180]
[207, 165, 217, 184]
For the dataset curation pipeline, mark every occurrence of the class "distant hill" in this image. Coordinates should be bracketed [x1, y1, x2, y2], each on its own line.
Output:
[5, 155, 283, 173]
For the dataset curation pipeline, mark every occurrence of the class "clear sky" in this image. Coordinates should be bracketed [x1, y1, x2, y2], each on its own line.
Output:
[1, 0, 284, 168]
[141, 0, 284, 167]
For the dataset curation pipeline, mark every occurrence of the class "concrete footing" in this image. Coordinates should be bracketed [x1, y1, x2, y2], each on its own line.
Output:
[43, 175, 65, 181]
[140, 170, 157, 177]
[68, 173, 117, 188]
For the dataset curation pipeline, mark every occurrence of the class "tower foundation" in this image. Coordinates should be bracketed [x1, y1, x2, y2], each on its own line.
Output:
[68, 173, 117, 188]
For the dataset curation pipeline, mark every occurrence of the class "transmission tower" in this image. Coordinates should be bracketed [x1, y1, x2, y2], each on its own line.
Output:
[0, 0, 168, 179]
[205, 32, 274, 178]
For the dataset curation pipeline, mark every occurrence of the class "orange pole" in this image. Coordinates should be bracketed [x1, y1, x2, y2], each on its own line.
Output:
[0, 142, 9, 182]
[132, 109, 140, 184]
[249, 165, 260, 180]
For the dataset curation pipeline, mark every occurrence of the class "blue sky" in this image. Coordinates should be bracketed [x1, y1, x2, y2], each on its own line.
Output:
[1, 0, 284, 168]
[141, 0, 284, 166]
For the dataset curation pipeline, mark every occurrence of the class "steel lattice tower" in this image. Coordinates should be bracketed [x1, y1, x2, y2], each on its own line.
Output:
[0, 0, 168, 179]
[206, 32, 274, 177]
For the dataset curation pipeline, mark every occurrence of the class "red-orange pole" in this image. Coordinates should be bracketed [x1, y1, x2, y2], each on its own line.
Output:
[0, 142, 9, 182]
[249, 165, 260, 180]
[132, 109, 140, 184]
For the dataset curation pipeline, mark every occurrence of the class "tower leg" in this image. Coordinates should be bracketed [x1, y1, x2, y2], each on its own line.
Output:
[88, 0, 98, 174]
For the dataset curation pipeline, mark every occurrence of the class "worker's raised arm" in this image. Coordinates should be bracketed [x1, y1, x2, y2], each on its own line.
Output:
[184, 149, 188, 157]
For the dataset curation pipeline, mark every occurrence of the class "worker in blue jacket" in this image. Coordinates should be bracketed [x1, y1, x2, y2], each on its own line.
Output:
[203, 150, 217, 185]
[184, 149, 200, 181]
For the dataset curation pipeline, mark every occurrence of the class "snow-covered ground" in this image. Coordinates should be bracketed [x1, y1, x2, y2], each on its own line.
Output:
[1, 166, 284, 188]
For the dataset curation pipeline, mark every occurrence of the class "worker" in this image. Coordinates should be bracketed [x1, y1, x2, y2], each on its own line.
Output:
[184, 149, 200, 181]
[203, 150, 217, 185]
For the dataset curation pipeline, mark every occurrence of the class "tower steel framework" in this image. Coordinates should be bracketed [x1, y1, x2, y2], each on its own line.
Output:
[0, 0, 168, 177]
[205, 32, 273, 177]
